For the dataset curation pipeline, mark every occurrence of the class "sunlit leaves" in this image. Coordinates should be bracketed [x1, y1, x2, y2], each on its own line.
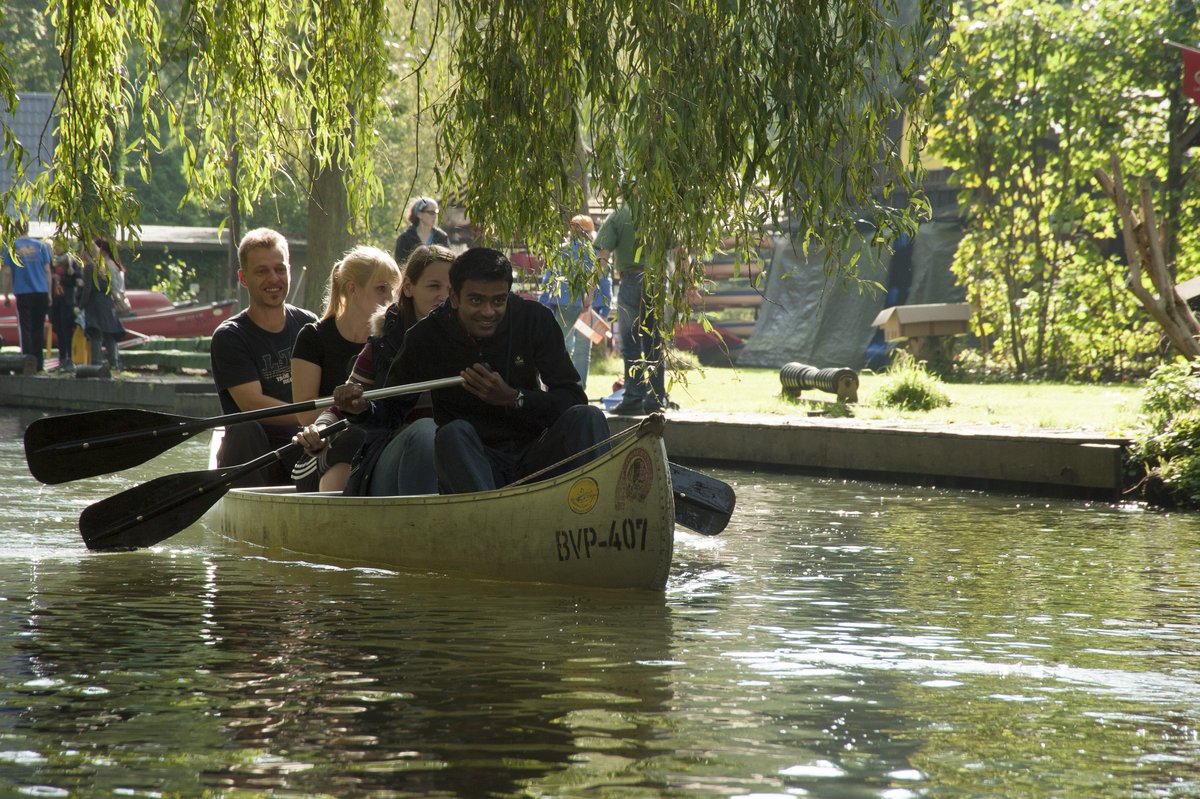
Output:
[14, 0, 948, 344]
[929, 0, 1198, 378]
[432, 0, 949, 332]
[40, 0, 162, 247]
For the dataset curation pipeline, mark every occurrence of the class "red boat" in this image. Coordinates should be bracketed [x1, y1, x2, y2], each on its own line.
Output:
[674, 320, 746, 366]
[0, 290, 237, 348]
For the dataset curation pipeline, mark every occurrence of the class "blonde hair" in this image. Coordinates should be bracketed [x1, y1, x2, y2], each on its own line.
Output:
[320, 245, 402, 322]
[237, 228, 289, 269]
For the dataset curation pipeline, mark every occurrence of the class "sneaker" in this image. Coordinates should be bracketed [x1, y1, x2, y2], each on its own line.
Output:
[642, 398, 664, 414]
[610, 397, 646, 416]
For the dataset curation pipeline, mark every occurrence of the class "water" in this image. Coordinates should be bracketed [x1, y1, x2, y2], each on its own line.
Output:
[3, 407, 1200, 798]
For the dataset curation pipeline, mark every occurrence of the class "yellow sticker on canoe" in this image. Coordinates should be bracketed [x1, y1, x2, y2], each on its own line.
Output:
[568, 477, 599, 514]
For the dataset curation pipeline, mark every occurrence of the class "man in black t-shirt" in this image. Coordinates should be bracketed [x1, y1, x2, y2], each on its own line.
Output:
[210, 228, 317, 484]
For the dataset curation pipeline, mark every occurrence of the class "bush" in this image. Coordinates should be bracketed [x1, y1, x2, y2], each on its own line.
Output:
[873, 352, 952, 412]
[1128, 360, 1200, 508]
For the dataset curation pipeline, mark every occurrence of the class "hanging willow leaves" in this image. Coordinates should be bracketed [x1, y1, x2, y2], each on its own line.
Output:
[7, 0, 947, 342]
[40, 0, 163, 247]
[432, 0, 950, 332]
[0, 2, 27, 248]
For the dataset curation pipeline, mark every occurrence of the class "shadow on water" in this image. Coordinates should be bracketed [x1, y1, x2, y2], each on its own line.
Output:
[4, 548, 676, 797]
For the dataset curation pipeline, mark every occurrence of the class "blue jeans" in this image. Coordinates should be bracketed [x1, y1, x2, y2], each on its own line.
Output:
[434, 406, 610, 494]
[550, 303, 591, 390]
[368, 418, 439, 496]
[616, 271, 664, 404]
[87, 329, 121, 369]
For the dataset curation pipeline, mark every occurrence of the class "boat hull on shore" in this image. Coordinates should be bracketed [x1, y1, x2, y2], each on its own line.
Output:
[0, 290, 236, 347]
[210, 418, 676, 591]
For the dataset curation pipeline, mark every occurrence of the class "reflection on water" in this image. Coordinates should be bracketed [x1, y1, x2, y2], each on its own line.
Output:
[2, 409, 1200, 798]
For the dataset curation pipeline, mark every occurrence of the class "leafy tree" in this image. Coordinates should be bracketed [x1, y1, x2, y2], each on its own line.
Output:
[434, 0, 950, 325]
[930, 0, 1200, 379]
[0, 0, 948, 332]
[0, 0, 59, 92]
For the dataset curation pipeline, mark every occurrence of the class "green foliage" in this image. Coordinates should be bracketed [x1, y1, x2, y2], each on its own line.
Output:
[1, 0, 951, 337]
[39, 1, 163, 247]
[149, 250, 198, 302]
[1128, 359, 1200, 507]
[930, 0, 1200, 380]
[873, 351, 952, 411]
[1138, 358, 1200, 430]
[0, 0, 61, 244]
[434, 0, 951, 328]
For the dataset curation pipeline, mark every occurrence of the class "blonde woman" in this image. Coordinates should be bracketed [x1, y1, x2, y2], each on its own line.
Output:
[342, 244, 454, 496]
[291, 246, 401, 491]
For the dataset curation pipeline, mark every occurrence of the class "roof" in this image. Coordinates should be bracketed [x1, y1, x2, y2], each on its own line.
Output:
[27, 221, 306, 252]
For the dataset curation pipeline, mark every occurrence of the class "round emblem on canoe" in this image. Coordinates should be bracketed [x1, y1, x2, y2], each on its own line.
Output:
[568, 477, 600, 514]
[619, 447, 654, 504]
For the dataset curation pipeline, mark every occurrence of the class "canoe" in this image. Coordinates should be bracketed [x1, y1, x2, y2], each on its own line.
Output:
[209, 415, 676, 591]
[0, 289, 236, 348]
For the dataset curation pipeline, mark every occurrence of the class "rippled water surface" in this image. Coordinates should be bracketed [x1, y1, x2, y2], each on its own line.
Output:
[3, 408, 1200, 798]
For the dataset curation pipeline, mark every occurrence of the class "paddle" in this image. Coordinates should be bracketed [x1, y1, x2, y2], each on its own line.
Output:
[80, 420, 351, 550]
[670, 462, 735, 535]
[25, 376, 466, 485]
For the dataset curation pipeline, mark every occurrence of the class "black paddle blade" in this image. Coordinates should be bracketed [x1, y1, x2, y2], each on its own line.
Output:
[670, 462, 736, 535]
[80, 468, 235, 550]
[79, 423, 336, 551]
[25, 408, 199, 484]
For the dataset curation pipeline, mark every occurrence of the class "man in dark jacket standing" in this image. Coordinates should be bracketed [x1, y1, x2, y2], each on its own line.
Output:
[337, 247, 609, 493]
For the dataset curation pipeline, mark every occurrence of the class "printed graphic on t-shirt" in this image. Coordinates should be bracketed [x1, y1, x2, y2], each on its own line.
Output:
[260, 348, 294, 388]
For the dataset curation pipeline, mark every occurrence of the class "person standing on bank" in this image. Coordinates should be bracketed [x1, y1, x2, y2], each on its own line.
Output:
[594, 203, 666, 415]
[49, 239, 83, 372]
[77, 236, 127, 371]
[393, 196, 450, 268]
[335, 247, 609, 495]
[538, 214, 612, 391]
[210, 228, 317, 485]
[288, 246, 401, 492]
[0, 225, 53, 372]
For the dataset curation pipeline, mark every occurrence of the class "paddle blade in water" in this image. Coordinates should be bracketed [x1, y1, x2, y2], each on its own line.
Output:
[670, 462, 736, 535]
[79, 469, 235, 550]
[25, 408, 200, 484]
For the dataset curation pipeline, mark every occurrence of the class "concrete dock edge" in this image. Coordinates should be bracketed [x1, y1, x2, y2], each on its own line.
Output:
[3, 374, 1131, 500]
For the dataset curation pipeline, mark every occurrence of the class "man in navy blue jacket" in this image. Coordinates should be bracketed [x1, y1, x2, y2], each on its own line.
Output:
[336, 247, 609, 493]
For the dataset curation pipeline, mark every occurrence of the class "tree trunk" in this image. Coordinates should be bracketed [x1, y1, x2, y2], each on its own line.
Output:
[1095, 154, 1200, 359]
[304, 150, 353, 313]
[227, 139, 242, 300]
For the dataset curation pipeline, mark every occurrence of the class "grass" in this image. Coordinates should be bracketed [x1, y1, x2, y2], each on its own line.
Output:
[587, 352, 1144, 436]
[5, 342, 1144, 436]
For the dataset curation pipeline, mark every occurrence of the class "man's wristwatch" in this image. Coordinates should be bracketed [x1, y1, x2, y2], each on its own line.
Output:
[514, 389, 526, 410]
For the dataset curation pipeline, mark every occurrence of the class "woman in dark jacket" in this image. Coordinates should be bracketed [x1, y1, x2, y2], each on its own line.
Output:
[49, 239, 82, 371]
[393, 196, 450, 268]
[77, 236, 126, 369]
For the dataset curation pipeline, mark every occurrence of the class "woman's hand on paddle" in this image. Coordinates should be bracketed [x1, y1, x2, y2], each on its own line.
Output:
[461, 363, 518, 406]
[333, 381, 368, 415]
[293, 424, 329, 453]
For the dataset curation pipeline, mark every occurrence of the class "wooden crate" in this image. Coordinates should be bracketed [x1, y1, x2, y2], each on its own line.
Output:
[871, 303, 971, 341]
